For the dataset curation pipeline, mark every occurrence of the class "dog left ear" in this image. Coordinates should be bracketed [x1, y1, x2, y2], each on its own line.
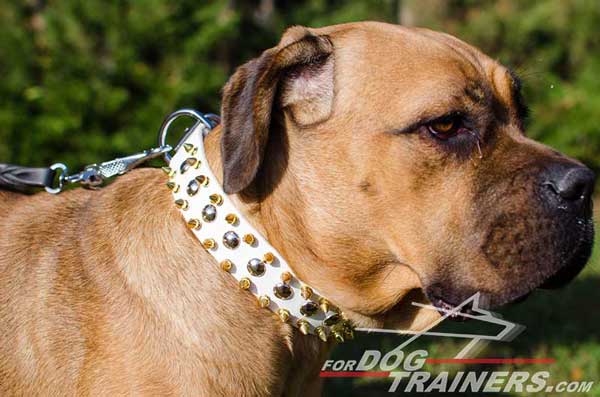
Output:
[220, 27, 335, 194]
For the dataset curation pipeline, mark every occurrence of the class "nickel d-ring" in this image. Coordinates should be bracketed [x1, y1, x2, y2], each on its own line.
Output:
[45, 163, 68, 194]
[158, 109, 221, 162]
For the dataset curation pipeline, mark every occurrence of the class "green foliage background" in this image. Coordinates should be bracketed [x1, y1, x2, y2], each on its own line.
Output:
[2, 0, 599, 172]
[1, 0, 599, 395]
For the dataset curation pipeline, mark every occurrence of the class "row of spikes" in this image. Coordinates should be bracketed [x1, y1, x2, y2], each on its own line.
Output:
[162, 148, 355, 342]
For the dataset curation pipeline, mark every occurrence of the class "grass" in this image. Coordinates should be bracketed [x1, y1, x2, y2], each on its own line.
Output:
[324, 209, 600, 396]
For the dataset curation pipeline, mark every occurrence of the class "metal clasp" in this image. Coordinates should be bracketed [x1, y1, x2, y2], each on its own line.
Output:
[45, 146, 172, 194]
[44, 109, 219, 194]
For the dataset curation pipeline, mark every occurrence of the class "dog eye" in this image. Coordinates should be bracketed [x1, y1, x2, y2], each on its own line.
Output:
[427, 115, 463, 139]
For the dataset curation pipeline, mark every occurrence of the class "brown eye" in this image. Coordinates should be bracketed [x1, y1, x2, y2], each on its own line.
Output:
[427, 116, 461, 139]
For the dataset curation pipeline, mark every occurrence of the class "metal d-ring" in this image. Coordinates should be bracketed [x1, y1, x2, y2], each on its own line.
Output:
[45, 163, 68, 194]
[158, 109, 220, 162]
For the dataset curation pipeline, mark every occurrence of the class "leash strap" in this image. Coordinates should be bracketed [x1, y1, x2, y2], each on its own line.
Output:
[0, 164, 56, 192]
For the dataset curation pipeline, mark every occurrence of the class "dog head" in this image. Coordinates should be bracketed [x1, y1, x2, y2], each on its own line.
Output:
[219, 22, 594, 328]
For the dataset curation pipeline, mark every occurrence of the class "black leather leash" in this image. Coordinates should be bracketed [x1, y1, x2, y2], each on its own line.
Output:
[0, 164, 56, 192]
[0, 109, 219, 195]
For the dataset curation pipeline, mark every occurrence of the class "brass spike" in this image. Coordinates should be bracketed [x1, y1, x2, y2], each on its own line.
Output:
[258, 295, 270, 308]
[297, 320, 310, 335]
[186, 219, 201, 230]
[300, 286, 313, 300]
[195, 175, 209, 186]
[243, 234, 255, 245]
[183, 143, 197, 155]
[209, 194, 223, 205]
[239, 277, 251, 290]
[202, 238, 215, 250]
[332, 330, 345, 343]
[263, 252, 275, 264]
[319, 298, 330, 313]
[161, 166, 175, 177]
[344, 327, 355, 341]
[174, 199, 188, 210]
[166, 181, 180, 193]
[220, 259, 233, 272]
[315, 326, 328, 342]
[280, 272, 292, 284]
[337, 319, 355, 340]
[225, 214, 238, 225]
[277, 308, 290, 323]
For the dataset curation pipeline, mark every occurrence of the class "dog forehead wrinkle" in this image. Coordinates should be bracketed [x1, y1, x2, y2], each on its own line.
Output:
[394, 33, 513, 131]
[464, 82, 487, 103]
[383, 83, 482, 136]
[413, 27, 486, 75]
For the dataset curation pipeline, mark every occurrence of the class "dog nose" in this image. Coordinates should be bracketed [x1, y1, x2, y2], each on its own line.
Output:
[543, 163, 595, 213]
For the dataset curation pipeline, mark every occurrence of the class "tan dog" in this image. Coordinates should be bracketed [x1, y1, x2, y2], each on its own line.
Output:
[0, 22, 594, 396]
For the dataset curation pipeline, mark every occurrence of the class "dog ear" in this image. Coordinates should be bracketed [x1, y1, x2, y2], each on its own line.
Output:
[220, 26, 335, 194]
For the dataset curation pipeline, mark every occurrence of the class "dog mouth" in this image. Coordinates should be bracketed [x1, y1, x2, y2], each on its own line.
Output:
[431, 298, 472, 321]
[427, 290, 477, 322]
[427, 216, 594, 316]
[412, 211, 595, 326]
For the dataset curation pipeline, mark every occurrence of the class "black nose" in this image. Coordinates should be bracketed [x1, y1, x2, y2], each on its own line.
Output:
[543, 163, 595, 213]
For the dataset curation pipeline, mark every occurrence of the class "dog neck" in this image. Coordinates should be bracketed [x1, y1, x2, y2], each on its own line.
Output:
[200, 122, 428, 330]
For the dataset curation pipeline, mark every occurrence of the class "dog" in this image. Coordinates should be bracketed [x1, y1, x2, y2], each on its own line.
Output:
[0, 21, 594, 396]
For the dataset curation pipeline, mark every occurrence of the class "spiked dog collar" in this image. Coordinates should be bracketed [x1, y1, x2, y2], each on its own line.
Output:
[163, 113, 353, 343]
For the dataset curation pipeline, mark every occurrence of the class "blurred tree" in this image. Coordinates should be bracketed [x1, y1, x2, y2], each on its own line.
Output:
[0, 1, 239, 167]
[0, 0, 598, 175]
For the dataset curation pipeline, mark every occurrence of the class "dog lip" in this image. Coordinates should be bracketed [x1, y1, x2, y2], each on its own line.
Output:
[540, 217, 594, 289]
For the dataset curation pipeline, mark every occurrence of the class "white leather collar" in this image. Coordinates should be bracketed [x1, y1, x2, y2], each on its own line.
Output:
[165, 122, 353, 342]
